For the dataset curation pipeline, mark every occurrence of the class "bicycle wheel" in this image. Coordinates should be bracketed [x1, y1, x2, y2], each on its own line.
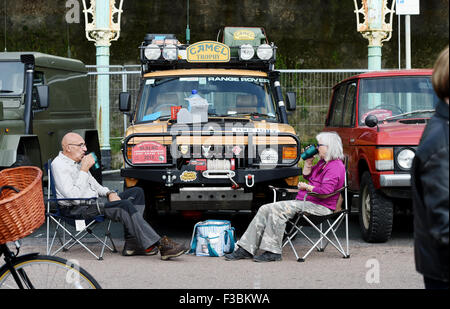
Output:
[0, 254, 101, 289]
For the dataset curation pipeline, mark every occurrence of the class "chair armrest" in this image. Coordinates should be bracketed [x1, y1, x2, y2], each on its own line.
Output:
[268, 185, 298, 194]
[305, 186, 347, 200]
[48, 197, 98, 201]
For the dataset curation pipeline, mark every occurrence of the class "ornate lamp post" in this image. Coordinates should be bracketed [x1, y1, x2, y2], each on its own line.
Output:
[354, 0, 395, 70]
[82, 0, 123, 169]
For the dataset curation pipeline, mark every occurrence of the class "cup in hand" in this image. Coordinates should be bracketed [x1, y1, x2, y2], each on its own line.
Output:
[90, 152, 101, 169]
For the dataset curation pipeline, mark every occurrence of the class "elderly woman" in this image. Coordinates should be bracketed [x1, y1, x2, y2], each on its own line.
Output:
[225, 132, 346, 262]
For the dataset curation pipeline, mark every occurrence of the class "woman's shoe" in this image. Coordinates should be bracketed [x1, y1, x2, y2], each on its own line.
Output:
[253, 251, 282, 262]
[224, 247, 253, 261]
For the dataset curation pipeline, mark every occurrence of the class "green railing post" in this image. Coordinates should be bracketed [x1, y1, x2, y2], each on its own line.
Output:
[82, 0, 123, 169]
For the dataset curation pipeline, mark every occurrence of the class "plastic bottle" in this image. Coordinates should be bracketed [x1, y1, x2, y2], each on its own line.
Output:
[187, 89, 201, 112]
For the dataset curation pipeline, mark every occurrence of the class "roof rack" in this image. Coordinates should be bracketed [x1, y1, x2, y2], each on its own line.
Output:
[138, 28, 277, 74]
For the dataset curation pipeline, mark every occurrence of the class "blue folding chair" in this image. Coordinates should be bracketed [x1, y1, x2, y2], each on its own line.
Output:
[45, 159, 117, 260]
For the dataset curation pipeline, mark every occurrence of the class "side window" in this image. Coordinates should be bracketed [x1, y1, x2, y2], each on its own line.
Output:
[342, 82, 357, 127]
[329, 85, 346, 127]
[32, 71, 45, 108]
[33, 71, 45, 86]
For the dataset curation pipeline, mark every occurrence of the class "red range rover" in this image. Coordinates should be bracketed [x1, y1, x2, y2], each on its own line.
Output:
[324, 69, 438, 242]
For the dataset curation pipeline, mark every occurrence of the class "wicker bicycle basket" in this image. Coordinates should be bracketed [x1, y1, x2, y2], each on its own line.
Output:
[0, 166, 45, 244]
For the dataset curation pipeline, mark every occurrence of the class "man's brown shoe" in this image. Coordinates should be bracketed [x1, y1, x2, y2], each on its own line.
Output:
[158, 236, 187, 260]
[122, 239, 159, 256]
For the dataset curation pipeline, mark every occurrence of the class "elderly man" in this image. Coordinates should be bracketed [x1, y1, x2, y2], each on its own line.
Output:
[52, 132, 187, 260]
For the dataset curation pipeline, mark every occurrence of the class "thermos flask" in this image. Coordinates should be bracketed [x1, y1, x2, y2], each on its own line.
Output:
[300, 145, 318, 160]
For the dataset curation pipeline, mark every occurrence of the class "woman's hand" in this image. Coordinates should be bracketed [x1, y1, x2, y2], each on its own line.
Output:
[302, 157, 314, 176]
[298, 182, 314, 192]
[304, 157, 314, 167]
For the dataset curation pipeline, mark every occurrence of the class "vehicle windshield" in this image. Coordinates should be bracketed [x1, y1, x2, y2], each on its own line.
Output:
[136, 75, 277, 122]
[358, 76, 439, 125]
[0, 62, 25, 96]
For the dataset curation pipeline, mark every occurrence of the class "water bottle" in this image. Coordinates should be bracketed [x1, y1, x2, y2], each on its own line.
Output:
[300, 145, 318, 160]
[190, 89, 200, 98]
[90, 152, 101, 169]
[187, 89, 201, 112]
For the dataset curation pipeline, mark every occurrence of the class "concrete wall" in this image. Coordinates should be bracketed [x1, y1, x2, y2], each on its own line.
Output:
[1, 0, 448, 68]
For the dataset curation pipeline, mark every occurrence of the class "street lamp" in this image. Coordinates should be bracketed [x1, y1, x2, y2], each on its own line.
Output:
[354, 0, 395, 70]
[82, 0, 124, 169]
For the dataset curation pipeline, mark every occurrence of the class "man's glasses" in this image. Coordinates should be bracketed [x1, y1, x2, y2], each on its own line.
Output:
[68, 143, 87, 148]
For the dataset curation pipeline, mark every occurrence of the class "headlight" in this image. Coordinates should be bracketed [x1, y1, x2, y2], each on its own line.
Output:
[397, 149, 415, 169]
[162, 44, 178, 61]
[144, 44, 161, 60]
[239, 44, 255, 60]
[256, 44, 273, 60]
[260, 148, 278, 165]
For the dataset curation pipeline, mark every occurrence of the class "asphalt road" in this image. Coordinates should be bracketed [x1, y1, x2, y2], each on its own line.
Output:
[14, 173, 424, 290]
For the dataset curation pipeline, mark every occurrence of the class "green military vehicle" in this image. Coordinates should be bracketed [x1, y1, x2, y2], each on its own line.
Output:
[0, 52, 102, 182]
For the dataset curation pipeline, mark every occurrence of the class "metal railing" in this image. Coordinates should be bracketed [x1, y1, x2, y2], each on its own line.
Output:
[279, 69, 369, 140]
[86, 66, 369, 143]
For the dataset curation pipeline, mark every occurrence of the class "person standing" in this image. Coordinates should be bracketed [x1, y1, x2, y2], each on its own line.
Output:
[411, 46, 449, 289]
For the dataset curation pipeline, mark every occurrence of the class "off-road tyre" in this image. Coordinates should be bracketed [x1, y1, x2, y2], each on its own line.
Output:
[358, 171, 393, 243]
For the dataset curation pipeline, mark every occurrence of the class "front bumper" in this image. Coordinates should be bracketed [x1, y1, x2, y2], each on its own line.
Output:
[379, 174, 411, 187]
[121, 166, 301, 187]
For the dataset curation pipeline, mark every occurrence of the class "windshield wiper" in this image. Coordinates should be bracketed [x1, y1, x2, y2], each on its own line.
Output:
[151, 77, 178, 87]
[384, 109, 435, 121]
[232, 112, 276, 118]
[0, 90, 14, 93]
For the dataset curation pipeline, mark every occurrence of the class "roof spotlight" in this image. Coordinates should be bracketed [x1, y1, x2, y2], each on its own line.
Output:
[144, 44, 161, 60]
[162, 44, 178, 61]
[256, 44, 273, 60]
[239, 44, 255, 61]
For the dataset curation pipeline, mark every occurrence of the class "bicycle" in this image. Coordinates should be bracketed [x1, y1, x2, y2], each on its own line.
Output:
[0, 166, 101, 289]
[0, 240, 101, 289]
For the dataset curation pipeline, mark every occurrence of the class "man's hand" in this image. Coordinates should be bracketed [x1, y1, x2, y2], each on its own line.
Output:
[108, 192, 121, 202]
[80, 153, 95, 172]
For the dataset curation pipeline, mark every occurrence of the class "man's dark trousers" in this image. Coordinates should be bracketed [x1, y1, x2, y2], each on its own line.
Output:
[103, 187, 161, 250]
[64, 187, 161, 250]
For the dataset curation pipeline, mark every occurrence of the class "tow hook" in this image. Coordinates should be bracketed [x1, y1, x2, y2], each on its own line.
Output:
[228, 174, 240, 189]
[245, 174, 255, 188]
[162, 171, 177, 187]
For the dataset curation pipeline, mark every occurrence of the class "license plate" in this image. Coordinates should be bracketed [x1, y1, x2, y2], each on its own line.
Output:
[132, 141, 167, 164]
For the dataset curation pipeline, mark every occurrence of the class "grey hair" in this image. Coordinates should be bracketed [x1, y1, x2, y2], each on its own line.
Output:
[316, 131, 345, 162]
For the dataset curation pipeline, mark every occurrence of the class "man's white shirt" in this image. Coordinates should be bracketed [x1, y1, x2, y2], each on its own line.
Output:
[51, 151, 109, 205]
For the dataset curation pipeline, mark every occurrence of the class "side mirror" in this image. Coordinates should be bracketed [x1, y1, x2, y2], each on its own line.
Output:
[36, 85, 49, 109]
[119, 92, 131, 112]
[365, 114, 379, 128]
[285, 91, 296, 111]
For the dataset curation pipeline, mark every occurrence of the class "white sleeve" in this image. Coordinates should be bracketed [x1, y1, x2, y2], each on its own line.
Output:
[89, 174, 110, 197]
[51, 159, 97, 201]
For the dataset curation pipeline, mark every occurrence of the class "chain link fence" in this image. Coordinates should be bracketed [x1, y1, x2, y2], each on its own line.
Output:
[279, 69, 368, 141]
[87, 67, 368, 166]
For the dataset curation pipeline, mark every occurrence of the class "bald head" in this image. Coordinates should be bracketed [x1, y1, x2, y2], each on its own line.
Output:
[62, 132, 87, 162]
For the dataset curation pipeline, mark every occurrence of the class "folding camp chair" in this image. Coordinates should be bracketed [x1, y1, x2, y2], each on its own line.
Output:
[269, 173, 350, 262]
[45, 160, 117, 260]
